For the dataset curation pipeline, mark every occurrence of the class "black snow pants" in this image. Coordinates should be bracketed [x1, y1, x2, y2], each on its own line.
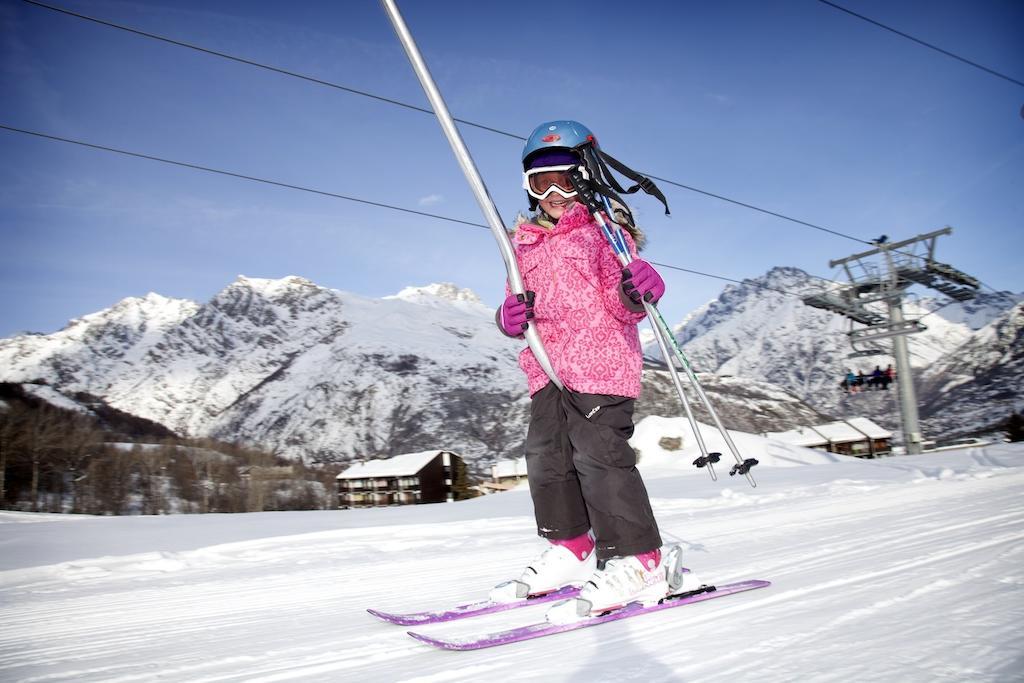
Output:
[525, 382, 662, 560]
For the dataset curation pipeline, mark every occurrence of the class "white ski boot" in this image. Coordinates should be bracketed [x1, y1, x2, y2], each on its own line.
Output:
[489, 542, 597, 603]
[546, 544, 697, 624]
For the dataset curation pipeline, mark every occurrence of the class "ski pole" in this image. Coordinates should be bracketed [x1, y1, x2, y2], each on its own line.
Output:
[589, 206, 717, 480]
[380, 0, 562, 390]
[603, 211, 756, 487]
[570, 171, 758, 487]
[646, 300, 718, 482]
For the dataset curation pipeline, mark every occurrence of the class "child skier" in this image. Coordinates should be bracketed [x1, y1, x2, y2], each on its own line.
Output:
[490, 120, 687, 620]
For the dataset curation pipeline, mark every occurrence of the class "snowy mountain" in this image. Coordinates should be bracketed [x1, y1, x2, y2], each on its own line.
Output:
[656, 267, 1021, 437]
[919, 302, 1024, 436]
[1, 276, 823, 465]
[3, 292, 199, 389]
[3, 270, 1016, 462]
[918, 290, 1024, 330]
[635, 370, 833, 435]
[386, 282, 485, 307]
[0, 277, 528, 464]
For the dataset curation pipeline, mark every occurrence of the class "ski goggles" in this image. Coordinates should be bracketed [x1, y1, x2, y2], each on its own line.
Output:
[523, 165, 578, 201]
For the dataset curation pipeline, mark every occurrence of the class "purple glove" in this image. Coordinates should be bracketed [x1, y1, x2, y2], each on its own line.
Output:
[621, 260, 665, 305]
[498, 291, 535, 336]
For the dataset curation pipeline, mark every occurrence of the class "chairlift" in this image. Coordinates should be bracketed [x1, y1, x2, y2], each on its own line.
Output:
[846, 321, 888, 359]
[848, 319, 926, 343]
[847, 348, 885, 359]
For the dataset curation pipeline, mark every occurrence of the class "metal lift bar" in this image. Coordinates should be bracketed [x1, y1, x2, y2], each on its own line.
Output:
[380, 0, 562, 390]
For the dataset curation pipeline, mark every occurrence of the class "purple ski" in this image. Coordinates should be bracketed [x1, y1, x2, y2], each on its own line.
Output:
[367, 585, 581, 626]
[407, 579, 770, 650]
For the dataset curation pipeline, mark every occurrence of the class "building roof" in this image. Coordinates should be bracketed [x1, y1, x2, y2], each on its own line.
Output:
[813, 421, 870, 443]
[763, 426, 828, 447]
[336, 450, 450, 479]
[492, 457, 528, 479]
[765, 417, 892, 446]
[844, 417, 893, 439]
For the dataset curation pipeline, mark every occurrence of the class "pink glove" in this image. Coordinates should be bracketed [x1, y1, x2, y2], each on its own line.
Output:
[498, 291, 535, 336]
[621, 260, 665, 305]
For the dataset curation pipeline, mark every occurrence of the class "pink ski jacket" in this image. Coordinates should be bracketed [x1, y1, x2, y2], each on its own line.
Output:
[510, 202, 647, 398]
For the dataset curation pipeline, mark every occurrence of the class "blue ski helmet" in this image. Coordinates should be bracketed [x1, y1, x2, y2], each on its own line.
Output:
[521, 120, 597, 170]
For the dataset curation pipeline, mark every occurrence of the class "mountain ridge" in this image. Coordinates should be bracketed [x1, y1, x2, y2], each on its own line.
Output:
[659, 266, 1022, 438]
[2, 269, 1018, 463]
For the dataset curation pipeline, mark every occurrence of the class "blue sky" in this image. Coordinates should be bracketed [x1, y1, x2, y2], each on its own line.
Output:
[1, 0, 1021, 338]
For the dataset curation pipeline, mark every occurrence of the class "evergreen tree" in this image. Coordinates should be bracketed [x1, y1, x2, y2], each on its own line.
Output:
[449, 455, 477, 501]
[1006, 411, 1024, 443]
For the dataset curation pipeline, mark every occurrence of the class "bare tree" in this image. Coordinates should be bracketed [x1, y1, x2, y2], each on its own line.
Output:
[164, 445, 199, 513]
[45, 416, 103, 513]
[23, 406, 67, 512]
[0, 403, 19, 506]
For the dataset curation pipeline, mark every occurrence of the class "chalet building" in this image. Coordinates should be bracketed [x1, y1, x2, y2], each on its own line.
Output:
[764, 418, 893, 458]
[477, 457, 529, 493]
[336, 450, 468, 509]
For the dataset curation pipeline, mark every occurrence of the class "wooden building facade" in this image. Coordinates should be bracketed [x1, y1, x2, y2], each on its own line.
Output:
[336, 450, 467, 508]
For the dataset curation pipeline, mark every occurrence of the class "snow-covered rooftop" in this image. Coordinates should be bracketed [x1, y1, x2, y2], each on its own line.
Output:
[492, 457, 527, 479]
[336, 450, 450, 479]
[814, 419, 894, 443]
[765, 418, 891, 446]
[845, 417, 893, 439]
[813, 421, 870, 443]
[763, 426, 829, 447]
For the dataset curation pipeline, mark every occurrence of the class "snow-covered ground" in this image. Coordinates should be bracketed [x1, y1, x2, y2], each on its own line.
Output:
[2, 422, 1022, 682]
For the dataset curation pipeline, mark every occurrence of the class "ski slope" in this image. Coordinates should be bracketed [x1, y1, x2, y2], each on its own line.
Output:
[2, 425, 1022, 682]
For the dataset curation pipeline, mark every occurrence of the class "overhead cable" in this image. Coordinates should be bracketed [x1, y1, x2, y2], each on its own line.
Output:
[0, 124, 488, 228]
[20, 0, 878, 247]
[18, 0, 521, 140]
[0, 122, 824, 301]
[816, 0, 1024, 88]
[16, 1, 1005, 297]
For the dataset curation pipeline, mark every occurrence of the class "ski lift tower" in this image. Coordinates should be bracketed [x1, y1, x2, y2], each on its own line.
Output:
[802, 227, 980, 454]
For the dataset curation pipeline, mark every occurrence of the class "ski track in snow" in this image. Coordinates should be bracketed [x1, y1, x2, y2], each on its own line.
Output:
[2, 447, 1023, 682]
